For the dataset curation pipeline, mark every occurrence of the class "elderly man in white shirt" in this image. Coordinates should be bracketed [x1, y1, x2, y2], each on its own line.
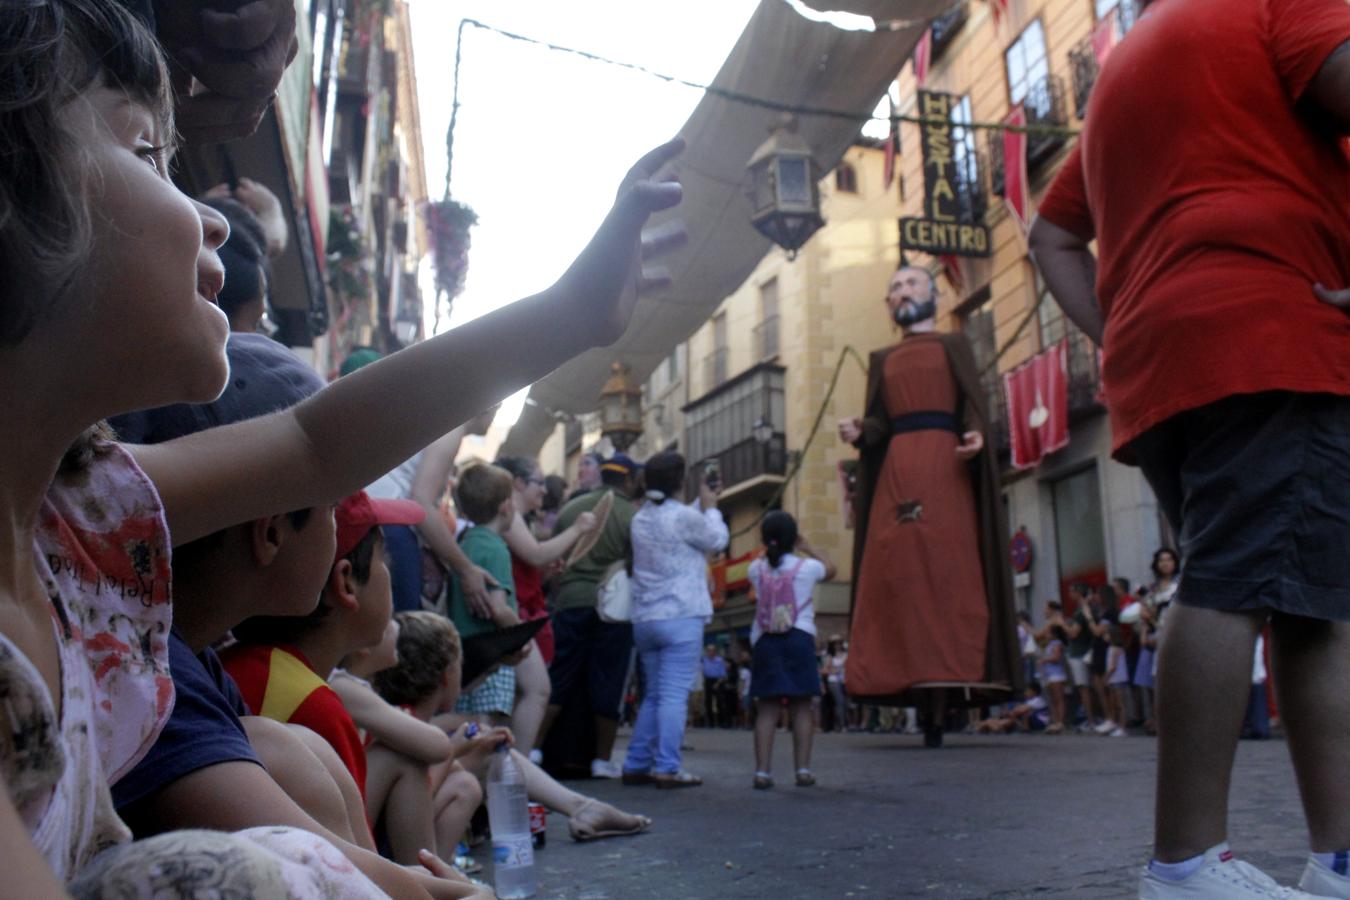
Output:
[620, 452, 728, 788]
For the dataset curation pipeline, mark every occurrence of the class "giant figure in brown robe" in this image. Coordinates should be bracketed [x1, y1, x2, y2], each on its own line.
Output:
[840, 267, 1021, 726]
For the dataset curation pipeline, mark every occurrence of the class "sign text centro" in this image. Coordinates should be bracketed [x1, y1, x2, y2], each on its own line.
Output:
[899, 217, 991, 257]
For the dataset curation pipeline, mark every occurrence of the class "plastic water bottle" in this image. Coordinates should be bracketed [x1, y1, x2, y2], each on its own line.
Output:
[487, 744, 537, 898]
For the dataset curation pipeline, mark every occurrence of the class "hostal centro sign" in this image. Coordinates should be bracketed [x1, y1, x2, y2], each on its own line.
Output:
[899, 90, 991, 258]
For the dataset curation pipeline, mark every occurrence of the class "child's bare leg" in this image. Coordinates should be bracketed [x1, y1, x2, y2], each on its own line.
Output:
[1270, 613, 1350, 852]
[754, 698, 778, 773]
[242, 717, 364, 848]
[365, 745, 435, 865]
[789, 698, 814, 771]
[433, 766, 483, 860]
[512, 644, 551, 754]
[515, 751, 647, 834]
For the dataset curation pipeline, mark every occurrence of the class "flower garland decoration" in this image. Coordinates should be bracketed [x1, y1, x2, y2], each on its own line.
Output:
[425, 197, 479, 311]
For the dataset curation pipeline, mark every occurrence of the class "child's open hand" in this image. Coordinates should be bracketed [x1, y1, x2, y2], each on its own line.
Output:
[559, 138, 687, 347]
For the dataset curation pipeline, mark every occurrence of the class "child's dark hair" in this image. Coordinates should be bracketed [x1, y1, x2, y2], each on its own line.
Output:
[760, 509, 798, 568]
[229, 525, 380, 647]
[374, 611, 462, 707]
[454, 463, 514, 525]
[204, 198, 270, 325]
[643, 451, 685, 503]
[1151, 547, 1179, 578]
[0, 0, 174, 342]
[542, 474, 567, 513]
[494, 455, 536, 484]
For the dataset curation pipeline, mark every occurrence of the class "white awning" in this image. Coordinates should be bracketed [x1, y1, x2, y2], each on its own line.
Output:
[501, 0, 947, 456]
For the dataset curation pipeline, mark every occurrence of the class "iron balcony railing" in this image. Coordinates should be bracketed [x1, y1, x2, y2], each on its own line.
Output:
[753, 315, 781, 361]
[702, 348, 729, 390]
[988, 74, 1070, 195]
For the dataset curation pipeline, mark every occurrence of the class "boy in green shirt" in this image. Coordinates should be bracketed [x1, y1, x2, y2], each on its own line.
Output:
[449, 463, 526, 726]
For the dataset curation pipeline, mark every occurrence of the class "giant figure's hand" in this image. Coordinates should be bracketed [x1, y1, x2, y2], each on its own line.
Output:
[838, 417, 862, 445]
[955, 430, 984, 461]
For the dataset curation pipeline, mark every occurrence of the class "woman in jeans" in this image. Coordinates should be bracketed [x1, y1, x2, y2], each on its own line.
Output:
[621, 452, 727, 788]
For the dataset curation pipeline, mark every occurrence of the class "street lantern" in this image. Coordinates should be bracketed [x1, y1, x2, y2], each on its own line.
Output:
[746, 115, 825, 260]
[598, 361, 643, 452]
[752, 416, 775, 446]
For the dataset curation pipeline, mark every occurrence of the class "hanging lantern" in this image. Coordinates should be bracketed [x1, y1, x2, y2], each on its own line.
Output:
[598, 362, 643, 452]
[745, 115, 825, 260]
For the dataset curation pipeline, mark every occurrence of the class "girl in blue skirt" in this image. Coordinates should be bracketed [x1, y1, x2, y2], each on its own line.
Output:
[748, 511, 836, 789]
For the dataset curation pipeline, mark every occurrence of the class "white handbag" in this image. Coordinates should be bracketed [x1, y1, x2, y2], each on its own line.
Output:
[596, 560, 633, 623]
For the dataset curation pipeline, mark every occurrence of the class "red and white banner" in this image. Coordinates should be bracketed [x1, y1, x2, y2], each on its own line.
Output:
[913, 28, 932, 86]
[1003, 104, 1032, 239]
[1004, 340, 1070, 470]
[1091, 8, 1119, 66]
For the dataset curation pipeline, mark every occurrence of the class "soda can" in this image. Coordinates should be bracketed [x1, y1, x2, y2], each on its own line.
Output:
[528, 803, 546, 850]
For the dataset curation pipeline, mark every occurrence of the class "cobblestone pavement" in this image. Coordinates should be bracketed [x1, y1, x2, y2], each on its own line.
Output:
[498, 727, 1310, 899]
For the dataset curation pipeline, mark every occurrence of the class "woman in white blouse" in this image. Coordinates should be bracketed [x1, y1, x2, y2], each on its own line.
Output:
[620, 452, 728, 788]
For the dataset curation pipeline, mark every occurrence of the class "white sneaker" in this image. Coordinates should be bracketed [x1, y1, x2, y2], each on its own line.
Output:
[1298, 856, 1350, 898]
[1095, 720, 1118, 735]
[1110, 727, 1127, 737]
[590, 758, 621, 779]
[1139, 845, 1335, 898]
[528, 748, 543, 766]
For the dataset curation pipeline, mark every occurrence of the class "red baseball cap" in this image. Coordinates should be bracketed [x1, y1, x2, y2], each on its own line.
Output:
[334, 491, 425, 563]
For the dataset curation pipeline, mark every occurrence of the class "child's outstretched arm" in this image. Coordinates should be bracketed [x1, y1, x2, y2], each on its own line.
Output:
[330, 677, 454, 764]
[135, 140, 685, 545]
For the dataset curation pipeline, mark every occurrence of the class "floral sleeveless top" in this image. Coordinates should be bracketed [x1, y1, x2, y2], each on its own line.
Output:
[3, 443, 174, 878]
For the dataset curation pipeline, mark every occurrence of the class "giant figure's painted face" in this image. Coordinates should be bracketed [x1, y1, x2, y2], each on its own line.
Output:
[886, 267, 937, 327]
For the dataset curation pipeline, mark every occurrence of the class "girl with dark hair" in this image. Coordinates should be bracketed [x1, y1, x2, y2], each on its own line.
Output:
[621, 451, 727, 788]
[748, 510, 835, 789]
[494, 455, 597, 758]
[0, 0, 685, 889]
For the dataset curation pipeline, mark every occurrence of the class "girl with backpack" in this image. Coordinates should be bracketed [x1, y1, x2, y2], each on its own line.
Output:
[748, 511, 836, 789]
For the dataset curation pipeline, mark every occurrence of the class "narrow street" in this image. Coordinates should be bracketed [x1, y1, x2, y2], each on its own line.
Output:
[513, 728, 1308, 899]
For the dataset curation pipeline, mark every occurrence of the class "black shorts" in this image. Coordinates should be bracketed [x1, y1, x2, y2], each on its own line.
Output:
[1130, 392, 1350, 622]
[547, 607, 634, 720]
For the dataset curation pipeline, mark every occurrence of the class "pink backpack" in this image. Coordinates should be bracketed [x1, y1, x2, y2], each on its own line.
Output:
[755, 558, 808, 634]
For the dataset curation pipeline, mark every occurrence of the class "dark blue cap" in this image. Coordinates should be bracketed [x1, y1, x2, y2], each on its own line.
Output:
[601, 453, 642, 475]
[108, 333, 325, 444]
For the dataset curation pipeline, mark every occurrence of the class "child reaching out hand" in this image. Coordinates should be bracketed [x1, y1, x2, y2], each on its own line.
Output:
[0, 0, 684, 893]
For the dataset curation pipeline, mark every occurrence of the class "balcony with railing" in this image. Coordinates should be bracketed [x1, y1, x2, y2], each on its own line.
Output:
[702, 348, 729, 391]
[684, 363, 786, 493]
[753, 315, 780, 361]
[989, 74, 1070, 195]
[1064, 327, 1104, 417]
[1068, 3, 1140, 119]
[930, 3, 969, 57]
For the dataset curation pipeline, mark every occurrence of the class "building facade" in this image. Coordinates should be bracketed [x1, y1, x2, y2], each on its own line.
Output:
[677, 0, 1166, 643]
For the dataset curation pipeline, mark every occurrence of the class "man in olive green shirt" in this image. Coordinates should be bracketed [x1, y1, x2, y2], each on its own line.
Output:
[541, 454, 639, 778]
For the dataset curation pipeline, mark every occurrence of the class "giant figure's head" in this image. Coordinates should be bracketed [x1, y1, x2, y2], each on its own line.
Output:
[885, 266, 939, 331]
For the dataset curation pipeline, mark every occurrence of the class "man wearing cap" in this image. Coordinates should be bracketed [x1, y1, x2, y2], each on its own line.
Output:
[539, 454, 641, 778]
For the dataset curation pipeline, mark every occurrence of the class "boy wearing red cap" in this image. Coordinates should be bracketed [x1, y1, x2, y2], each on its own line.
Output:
[221, 490, 426, 799]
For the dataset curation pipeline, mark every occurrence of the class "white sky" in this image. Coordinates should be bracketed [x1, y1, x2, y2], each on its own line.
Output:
[408, 0, 761, 428]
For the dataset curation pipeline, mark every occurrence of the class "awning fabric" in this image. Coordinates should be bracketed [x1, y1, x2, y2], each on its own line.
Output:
[501, 0, 947, 456]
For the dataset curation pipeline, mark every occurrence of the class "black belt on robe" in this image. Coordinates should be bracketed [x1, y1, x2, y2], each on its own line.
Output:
[890, 411, 960, 435]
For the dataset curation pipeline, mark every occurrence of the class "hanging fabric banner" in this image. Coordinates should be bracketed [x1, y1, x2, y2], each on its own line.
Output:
[883, 95, 900, 189]
[1092, 8, 1119, 66]
[914, 28, 932, 87]
[1003, 103, 1032, 239]
[1004, 339, 1070, 470]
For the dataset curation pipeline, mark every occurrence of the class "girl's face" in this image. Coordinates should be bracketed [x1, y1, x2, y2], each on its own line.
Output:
[1156, 551, 1178, 578]
[517, 467, 546, 513]
[63, 87, 230, 415]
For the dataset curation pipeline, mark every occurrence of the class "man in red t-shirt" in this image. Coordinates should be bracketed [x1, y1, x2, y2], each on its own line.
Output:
[1030, 0, 1350, 895]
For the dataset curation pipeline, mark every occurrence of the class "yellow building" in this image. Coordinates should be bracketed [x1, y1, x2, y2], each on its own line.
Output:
[680, 0, 1166, 642]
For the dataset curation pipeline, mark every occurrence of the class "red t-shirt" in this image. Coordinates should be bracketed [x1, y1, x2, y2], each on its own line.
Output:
[511, 552, 555, 664]
[1038, 0, 1350, 456]
[221, 643, 368, 801]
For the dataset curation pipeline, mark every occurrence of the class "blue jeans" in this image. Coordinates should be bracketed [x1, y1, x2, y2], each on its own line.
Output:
[623, 617, 703, 775]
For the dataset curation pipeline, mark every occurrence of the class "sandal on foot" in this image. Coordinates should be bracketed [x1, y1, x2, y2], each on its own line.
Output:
[794, 770, 816, 787]
[752, 774, 774, 790]
[567, 798, 652, 842]
[653, 771, 702, 789]
[621, 770, 655, 786]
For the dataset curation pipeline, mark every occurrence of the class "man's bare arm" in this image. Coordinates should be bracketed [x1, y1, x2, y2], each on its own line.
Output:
[1028, 216, 1104, 346]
